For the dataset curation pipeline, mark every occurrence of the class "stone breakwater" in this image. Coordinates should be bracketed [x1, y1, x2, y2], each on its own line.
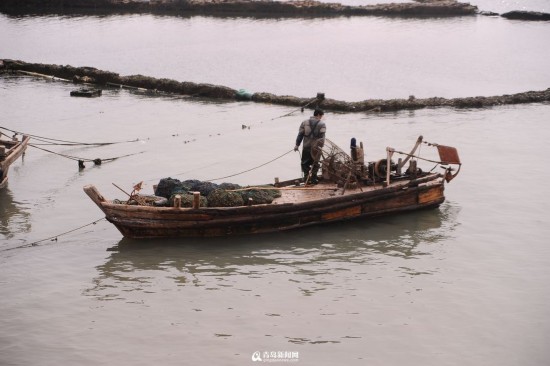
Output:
[2, 1, 549, 21]
[500, 11, 550, 21]
[2, 59, 549, 113]
[0, 0, 477, 18]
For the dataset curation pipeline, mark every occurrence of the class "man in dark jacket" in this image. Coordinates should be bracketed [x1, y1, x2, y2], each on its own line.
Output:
[294, 109, 326, 184]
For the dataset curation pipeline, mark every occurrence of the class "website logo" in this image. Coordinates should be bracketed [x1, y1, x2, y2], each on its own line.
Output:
[251, 351, 299, 363]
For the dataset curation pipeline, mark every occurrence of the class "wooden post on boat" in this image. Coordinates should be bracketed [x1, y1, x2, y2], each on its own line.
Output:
[192, 192, 201, 209]
[385, 147, 394, 187]
[397, 135, 423, 172]
[173, 194, 182, 208]
[397, 158, 402, 175]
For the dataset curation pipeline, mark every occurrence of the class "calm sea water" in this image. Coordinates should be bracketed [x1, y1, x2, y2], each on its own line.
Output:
[469, 0, 549, 13]
[1, 6, 550, 366]
[1, 10, 550, 101]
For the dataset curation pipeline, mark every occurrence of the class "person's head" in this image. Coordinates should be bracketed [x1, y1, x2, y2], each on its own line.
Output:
[313, 109, 324, 118]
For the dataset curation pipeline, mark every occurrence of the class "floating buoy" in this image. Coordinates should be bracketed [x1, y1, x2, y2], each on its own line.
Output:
[235, 89, 253, 101]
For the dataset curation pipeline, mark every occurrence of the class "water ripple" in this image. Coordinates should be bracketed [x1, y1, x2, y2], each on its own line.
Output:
[84, 203, 460, 302]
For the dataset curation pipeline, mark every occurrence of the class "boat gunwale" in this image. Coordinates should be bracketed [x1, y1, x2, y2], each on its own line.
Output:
[104, 185, 446, 238]
[0, 135, 30, 164]
[84, 172, 443, 217]
[0, 134, 30, 188]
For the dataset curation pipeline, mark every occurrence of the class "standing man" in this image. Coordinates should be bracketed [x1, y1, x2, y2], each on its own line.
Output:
[294, 109, 326, 184]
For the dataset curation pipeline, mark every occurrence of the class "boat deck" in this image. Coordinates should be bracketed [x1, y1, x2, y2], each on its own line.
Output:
[272, 180, 405, 205]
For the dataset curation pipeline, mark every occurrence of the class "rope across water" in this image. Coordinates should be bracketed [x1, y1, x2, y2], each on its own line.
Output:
[1, 126, 143, 167]
[1, 218, 106, 252]
[0, 126, 138, 146]
[206, 149, 295, 182]
[1, 93, 323, 247]
[29, 143, 144, 165]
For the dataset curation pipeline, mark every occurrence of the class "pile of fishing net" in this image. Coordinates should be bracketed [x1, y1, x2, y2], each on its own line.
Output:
[153, 177, 281, 207]
[207, 189, 244, 207]
[112, 195, 168, 206]
[168, 193, 208, 208]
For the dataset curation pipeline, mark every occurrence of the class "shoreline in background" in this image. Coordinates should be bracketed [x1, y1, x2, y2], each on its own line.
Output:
[0, 0, 478, 18]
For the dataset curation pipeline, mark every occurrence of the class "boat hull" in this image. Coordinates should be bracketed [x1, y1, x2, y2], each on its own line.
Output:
[0, 135, 30, 189]
[84, 177, 445, 239]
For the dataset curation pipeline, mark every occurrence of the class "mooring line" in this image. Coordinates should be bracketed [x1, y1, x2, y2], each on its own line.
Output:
[0, 126, 139, 146]
[29, 143, 144, 164]
[240, 97, 319, 130]
[205, 149, 295, 182]
[1, 91, 318, 149]
[270, 97, 318, 120]
[1, 217, 107, 252]
[115, 98, 317, 184]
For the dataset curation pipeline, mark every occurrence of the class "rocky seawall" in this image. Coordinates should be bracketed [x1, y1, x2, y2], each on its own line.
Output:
[2, 59, 549, 112]
[0, 0, 478, 18]
[500, 11, 550, 21]
[2, 0, 549, 21]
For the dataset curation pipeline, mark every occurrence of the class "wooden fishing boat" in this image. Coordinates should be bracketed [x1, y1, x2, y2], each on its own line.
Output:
[0, 133, 30, 189]
[83, 136, 461, 239]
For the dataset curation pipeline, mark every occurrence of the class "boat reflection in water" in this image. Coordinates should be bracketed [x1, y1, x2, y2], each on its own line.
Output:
[85, 203, 460, 302]
[0, 187, 31, 243]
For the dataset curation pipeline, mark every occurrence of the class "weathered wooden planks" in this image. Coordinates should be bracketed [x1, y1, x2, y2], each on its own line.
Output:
[84, 172, 447, 239]
[0, 135, 30, 189]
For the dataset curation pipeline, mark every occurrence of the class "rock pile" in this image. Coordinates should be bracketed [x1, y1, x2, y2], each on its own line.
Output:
[2, 59, 549, 112]
[0, 0, 478, 18]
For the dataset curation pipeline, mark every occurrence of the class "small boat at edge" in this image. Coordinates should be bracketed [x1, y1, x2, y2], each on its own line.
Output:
[0, 133, 30, 189]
